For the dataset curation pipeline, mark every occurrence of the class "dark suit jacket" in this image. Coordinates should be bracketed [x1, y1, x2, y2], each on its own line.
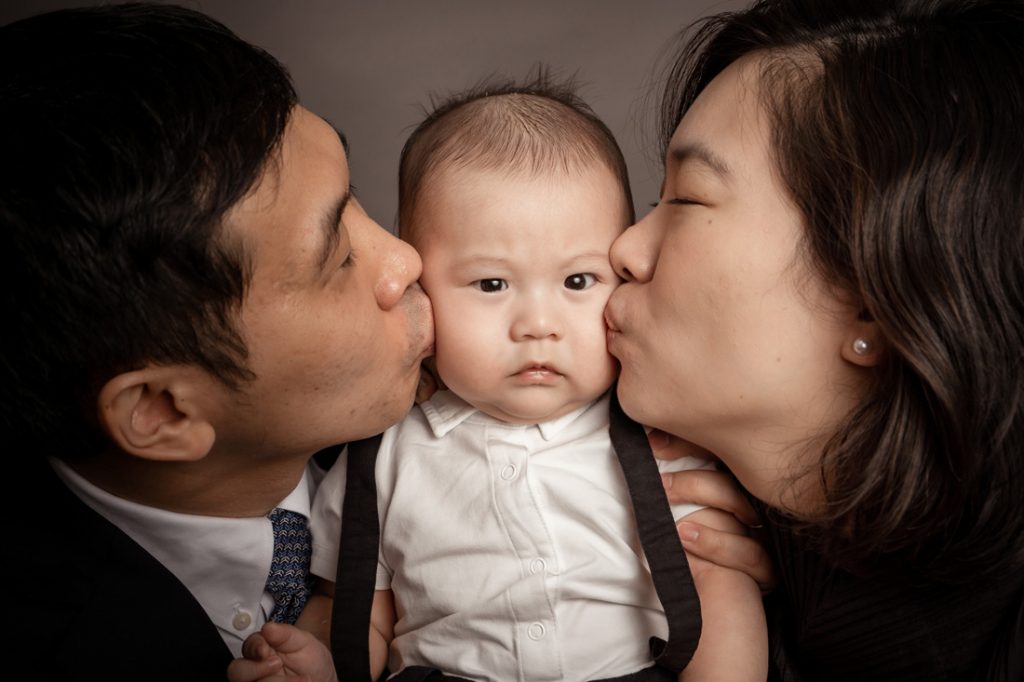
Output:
[10, 459, 233, 681]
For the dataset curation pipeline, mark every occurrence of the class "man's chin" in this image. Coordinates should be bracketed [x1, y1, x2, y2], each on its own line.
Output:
[361, 374, 420, 438]
[326, 359, 425, 445]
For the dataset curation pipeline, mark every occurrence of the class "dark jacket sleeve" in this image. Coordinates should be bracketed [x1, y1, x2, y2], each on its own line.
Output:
[9, 458, 232, 681]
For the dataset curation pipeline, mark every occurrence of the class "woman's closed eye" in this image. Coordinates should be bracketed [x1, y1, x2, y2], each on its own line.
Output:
[564, 273, 597, 291]
[649, 197, 701, 207]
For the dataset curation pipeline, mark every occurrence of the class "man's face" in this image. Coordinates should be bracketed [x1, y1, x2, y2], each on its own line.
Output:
[411, 164, 627, 424]
[213, 106, 433, 461]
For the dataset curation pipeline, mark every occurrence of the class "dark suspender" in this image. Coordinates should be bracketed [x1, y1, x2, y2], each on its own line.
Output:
[330, 390, 702, 681]
[607, 388, 702, 673]
[331, 434, 384, 681]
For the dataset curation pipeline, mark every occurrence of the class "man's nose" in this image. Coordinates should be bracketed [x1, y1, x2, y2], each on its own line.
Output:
[373, 226, 423, 311]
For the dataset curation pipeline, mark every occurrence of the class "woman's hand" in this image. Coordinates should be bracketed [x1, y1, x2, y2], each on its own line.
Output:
[648, 429, 777, 593]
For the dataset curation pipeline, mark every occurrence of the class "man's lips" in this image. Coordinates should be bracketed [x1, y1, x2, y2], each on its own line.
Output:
[413, 326, 435, 362]
[418, 338, 435, 360]
[407, 282, 435, 361]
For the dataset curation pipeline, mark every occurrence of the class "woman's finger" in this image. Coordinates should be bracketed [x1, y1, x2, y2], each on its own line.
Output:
[662, 469, 761, 526]
[678, 521, 777, 592]
[646, 428, 716, 462]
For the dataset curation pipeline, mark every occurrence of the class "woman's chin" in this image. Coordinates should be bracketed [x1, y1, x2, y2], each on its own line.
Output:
[615, 377, 650, 423]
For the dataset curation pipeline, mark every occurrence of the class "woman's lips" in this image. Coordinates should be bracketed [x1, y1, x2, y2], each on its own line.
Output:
[604, 308, 624, 356]
[604, 309, 621, 333]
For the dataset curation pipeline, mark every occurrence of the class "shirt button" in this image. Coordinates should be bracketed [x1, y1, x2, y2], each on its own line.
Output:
[500, 464, 517, 480]
[232, 609, 253, 631]
[527, 622, 546, 640]
[530, 558, 547, 574]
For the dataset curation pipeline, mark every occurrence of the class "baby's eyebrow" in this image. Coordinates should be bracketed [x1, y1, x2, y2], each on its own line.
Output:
[450, 254, 511, 268]
[569, 250, 615, 263]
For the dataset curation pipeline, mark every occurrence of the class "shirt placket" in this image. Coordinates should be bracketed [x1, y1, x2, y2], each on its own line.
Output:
[486, 425, 563, 681]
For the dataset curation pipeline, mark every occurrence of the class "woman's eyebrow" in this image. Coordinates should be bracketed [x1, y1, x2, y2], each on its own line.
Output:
[669, 142, 732, 181]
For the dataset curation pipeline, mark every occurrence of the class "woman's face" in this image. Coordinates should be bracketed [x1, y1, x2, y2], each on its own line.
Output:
[605, 56, 867, 507]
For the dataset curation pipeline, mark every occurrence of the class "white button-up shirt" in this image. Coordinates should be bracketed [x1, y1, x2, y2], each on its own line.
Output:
[311, 391, 711, 681]
[52, 457, 316, 657]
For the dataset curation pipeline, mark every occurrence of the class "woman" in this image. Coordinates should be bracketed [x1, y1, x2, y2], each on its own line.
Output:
[606, 0, 1024, 678]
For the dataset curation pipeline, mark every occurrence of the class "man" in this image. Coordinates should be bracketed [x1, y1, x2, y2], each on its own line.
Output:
[1, 4, 431, 679]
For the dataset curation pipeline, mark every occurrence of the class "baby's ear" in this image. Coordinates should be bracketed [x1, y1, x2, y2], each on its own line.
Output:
[97, 365, 216, 462]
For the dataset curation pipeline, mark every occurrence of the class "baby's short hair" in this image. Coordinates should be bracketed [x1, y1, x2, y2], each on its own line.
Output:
[398, 69, 634, 239]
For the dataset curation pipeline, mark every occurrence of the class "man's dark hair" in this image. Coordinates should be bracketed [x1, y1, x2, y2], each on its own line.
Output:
[398, 68, 634, 242]
[0, 3, 297, 459]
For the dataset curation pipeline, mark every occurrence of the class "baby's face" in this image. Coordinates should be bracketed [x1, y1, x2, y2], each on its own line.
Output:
[410, 164, 628, 424]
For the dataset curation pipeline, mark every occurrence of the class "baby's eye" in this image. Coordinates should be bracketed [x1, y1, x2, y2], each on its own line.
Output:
[564, 273, 597, 291]
[474, 278, 508, 293]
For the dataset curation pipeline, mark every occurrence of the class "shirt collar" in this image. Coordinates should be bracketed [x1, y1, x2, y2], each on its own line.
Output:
[419, 390, 478, 438]
[419, 390, 606, 442]
[536, 400, 597, 441]
[50, 457, 313, 656]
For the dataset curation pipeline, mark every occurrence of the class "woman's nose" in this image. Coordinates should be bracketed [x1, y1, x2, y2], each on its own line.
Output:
[610, 214, 659, 283]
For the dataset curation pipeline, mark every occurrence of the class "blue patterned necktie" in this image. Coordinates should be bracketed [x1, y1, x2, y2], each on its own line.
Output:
[265, 508, 315, 625]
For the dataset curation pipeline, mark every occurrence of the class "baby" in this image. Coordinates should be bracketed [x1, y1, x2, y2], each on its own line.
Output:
[230, 75, 765, 682]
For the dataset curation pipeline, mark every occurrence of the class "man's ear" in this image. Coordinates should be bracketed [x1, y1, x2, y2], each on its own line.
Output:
[97, 366, 217, 462]
[841, 319, 885, 368]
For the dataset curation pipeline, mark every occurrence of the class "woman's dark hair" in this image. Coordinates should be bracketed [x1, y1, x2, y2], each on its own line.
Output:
[662, 0, 1024, 580]
[0, 4, 297, 460]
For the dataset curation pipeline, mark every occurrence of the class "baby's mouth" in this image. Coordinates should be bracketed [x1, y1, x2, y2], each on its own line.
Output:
[512, 363, 564, 382]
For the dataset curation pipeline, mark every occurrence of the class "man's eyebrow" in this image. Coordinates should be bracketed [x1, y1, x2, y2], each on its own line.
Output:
[315, 186, 351, 272]
[669, 142, 732, 180]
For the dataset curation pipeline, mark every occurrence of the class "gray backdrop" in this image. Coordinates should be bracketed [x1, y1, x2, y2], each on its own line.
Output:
[2, 0, 747, 229]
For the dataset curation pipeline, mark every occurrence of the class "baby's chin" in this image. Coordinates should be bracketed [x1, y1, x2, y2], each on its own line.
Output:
[475, 391, 610, 425]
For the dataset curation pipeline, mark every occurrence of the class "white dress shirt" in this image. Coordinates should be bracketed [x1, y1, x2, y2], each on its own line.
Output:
[52, 457, 317, 657]
[311, 391, 712, 681]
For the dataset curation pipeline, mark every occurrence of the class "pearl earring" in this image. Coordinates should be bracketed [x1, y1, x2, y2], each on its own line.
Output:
[852, 338, 872, 355]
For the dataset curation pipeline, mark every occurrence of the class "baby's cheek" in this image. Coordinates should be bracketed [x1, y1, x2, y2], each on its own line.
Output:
[578, 335, 620, 393]
[432, 327, 495, 398]
[430, 305, 479, 366]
